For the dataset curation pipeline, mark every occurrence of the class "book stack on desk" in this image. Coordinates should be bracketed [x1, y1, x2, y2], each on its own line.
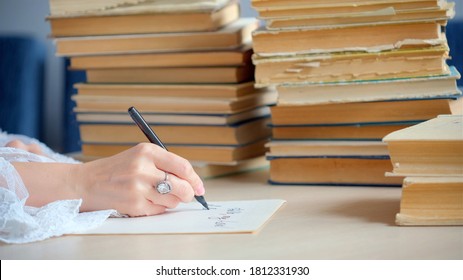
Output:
[383, 115, 463, 225]
[250, 0, 462, 185]
[47, 0, 276, 178]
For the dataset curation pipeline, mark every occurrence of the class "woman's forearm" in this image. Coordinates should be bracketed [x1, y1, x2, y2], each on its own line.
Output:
[12, 162, 81, 207]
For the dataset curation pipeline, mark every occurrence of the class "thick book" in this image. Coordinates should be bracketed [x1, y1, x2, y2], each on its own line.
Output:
[79, 117, 271, 145]
[268, 155, 403, 186]
[70, 153, 268, 180]
[265, 4, 453, 30]
[252, 21, 444, 55]
[270, 96, 463, 125]
[69, 44, 253, 69]
[75, 106, 271, 126]
[54, 18, 258, 56]
[84, 65, 255, 84]
[72, 88, 277, 114]
[383, 114, 463, 176]
[271, 122, 417, 141]
[49, 0, 231, 17]
[82, 139, 268, 163]
[74, 82, 257, 99]
[267, 140, 391, 157]
[266, 140, 403, 186]
[48, 2, 239, 37]
[251, 0, 442, 18]
[396, 176, 463, 226]
[253, 46, 450, 86]
[276, 66, 461, 105]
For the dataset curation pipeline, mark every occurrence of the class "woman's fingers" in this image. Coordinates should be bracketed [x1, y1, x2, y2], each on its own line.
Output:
[148, 169, 195, 207]
[149, 146, 205, 196]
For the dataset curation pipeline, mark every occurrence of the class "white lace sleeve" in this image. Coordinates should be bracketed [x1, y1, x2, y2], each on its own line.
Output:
[0, 130, 116, 244]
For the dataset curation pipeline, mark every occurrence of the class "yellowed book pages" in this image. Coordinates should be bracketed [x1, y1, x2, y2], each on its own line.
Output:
[85, 65, 255, 84]
[276, 66, 461, 105]
[269, 156, 404, 185]
[252, 0, 441, 18]
[82, 139, 268, 162]
[50, 0, 231, 16]
[70, 44, 252, 69]
[253, 46, 449, 86]
[252, 21, 444, 56]
[383, 115, 463, 176]
[272, 122, 414, 140]
[48, 2, 240, 37]
[79, 118, 271, 145]
[74, 82, 256, 98]
[396, 176, 463, 226]
[55, 18, 258, 56]
[267, 140, 390, 157]
[266, 5, 453, 30]
[270, 97, 462, 125]
[72, 88, 277, 114]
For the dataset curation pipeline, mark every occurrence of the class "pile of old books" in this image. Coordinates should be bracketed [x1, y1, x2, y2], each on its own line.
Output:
[383, 115, 463, 225]
[251, 0, 461, 185]
[48, 0, 277, 178]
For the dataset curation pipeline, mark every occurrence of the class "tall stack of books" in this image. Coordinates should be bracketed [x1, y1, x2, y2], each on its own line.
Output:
[47, 0, 277, 178]
[251, 0, 461, 185]
[383, 115, 463, 225]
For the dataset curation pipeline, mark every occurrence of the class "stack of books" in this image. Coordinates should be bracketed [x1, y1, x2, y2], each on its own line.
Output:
[48, 0, 277, 178]
[383, 115, 463, 225]
[250, 0, 461, 185]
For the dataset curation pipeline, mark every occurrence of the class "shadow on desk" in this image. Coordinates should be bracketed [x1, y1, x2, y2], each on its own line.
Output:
[326, 198, 400, 226]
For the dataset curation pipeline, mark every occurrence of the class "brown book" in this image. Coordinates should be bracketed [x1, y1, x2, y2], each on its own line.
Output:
[268, 156, 404, 186]
[270, 96, 462, 125]
[396, 176, 463, 226]
[54, 18, 258, 56]
[267, 139, 403, 185]
[251, 0, 441, 18]
[72, 88, 277, 114]
[267, 140, 390, 156]
[79, 117, 271, 145]
[49, 0, 234, 16]
[85, 65, 255, 84]
[265, 5, 453, 29]
[75, 106, 271, 126]
[74, 82, 257, 99]
[276, 67, 461, 105]
[253, 46, 449, 86]
[48, 2, 239, 37]
[69, 152, 269, 180]
[272, 122, 416, 140]
[70, 44, 253, 69]
[252, 21, 443, 55]
[383, 114, 463, 176]
[82, 139, 268, 163]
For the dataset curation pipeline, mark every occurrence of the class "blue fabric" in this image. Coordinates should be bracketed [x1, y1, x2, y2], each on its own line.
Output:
[63, 59, 86, 153]
[446, 20, 463, 87]
[0, 36, 45, 140]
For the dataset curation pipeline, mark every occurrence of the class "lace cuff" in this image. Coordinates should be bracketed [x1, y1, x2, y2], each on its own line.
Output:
[0, 131, 116, 244]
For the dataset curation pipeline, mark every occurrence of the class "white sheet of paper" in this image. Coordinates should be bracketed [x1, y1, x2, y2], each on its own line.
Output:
[79, 199, 286, 235]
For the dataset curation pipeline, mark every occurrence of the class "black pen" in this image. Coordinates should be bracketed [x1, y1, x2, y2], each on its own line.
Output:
[128, 106, 209, 210]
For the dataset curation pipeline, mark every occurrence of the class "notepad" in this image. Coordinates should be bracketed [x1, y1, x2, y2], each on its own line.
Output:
[78, 199, 286, 235]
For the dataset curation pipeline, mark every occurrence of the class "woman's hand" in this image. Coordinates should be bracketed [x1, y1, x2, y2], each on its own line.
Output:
[75, 143, 205, 216]
[12, 143, 205, 217]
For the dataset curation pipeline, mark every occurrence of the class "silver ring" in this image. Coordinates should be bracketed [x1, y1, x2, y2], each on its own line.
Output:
[156, 172, 172, 194]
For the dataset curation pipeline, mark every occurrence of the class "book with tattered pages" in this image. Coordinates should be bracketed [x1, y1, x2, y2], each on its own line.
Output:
[78, 199, 286, 234]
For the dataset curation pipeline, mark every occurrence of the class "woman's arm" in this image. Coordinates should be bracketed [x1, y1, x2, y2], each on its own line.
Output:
[12, 143, 205, 217]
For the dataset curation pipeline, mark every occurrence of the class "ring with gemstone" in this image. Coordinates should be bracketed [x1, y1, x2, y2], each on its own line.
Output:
[156, 172, 172, 194]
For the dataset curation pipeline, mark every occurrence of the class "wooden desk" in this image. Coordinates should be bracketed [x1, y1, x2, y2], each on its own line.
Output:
[1, 169, 462, 259]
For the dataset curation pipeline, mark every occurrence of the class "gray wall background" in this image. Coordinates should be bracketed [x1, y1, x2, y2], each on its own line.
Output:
[0, 0, 461, 151]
